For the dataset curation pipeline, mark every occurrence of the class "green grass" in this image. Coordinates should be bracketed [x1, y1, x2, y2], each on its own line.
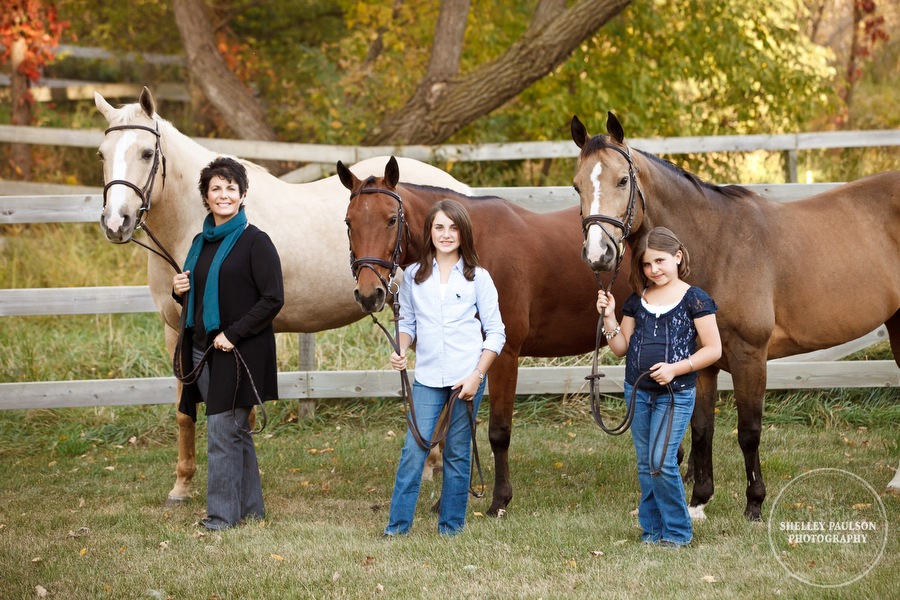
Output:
[0, 399, 897, 599]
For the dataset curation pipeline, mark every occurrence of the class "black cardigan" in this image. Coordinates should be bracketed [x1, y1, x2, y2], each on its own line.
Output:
[175, 224, 284, 420]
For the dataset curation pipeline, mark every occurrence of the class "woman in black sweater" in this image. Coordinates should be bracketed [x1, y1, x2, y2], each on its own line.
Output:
[173, 157, 284, 530]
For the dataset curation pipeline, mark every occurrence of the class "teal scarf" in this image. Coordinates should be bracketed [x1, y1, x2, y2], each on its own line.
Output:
[182, 210, 248, 333]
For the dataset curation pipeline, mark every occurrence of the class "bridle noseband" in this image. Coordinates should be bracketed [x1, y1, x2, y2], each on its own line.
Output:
[580, 142, 645, 266]
[346, 187, 408, 293]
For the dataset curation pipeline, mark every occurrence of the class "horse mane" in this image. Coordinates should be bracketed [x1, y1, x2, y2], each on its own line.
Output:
[582, 134, 756, 201]
[403, 182, 498, 202]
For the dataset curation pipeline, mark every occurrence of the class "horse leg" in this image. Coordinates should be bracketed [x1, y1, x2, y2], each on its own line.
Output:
[884, 310, 900, 494]
[486, 353, 518, 517]
[686, 367, 719, 520]
[164, 324, 196, 505]
[730, 352, 768, 521]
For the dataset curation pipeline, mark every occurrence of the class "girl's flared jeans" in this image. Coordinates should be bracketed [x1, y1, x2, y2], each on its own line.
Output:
[624, 381, 695, 546]
[385, 379, 485, 536]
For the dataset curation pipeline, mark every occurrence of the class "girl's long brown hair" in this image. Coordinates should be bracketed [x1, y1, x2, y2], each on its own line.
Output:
[628, 226, 691, 293]
[414, 199, 481, 284]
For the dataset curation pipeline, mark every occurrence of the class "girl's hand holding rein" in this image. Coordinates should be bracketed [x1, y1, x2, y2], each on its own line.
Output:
[389, 351, 407, 371]
[596, 289, 616, 315]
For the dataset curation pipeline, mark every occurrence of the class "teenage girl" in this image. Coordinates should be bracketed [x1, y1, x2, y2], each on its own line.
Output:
[597, 226, 721, 547]
[384, 199, 506, 537]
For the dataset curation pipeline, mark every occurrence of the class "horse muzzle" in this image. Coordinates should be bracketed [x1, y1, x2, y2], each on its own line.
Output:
[582, 237, 620, 273]
[353, 286, 387, 314]
[100, 211, 136, 244]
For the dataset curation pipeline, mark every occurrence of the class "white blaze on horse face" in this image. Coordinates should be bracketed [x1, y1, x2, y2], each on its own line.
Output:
[585, 161, 606, 263]
[104, 130, 138, 233]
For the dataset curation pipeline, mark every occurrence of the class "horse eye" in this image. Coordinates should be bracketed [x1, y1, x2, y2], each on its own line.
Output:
[573, 184, 580, 194]
[142, 149, 154, 160]
[344, 219, 351, 229]
[388, 216, 397, 227]
[97, 151, 104, 162]
[617, 176, 628, 187]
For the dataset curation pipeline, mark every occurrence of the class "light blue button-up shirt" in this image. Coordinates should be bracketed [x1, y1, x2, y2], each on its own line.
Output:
[398, 258, 506, 388]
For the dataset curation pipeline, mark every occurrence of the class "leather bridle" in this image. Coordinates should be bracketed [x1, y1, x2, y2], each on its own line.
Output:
[101, 123, 181, 273]
[582, 142, 647, 435]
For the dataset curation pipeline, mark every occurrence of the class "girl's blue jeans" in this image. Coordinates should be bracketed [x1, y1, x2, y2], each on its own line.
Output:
[624, 381, 695, 546]
[385, 378, 485, 536]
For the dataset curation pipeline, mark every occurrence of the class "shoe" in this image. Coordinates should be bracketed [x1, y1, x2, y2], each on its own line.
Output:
[658, 540, 687, 549]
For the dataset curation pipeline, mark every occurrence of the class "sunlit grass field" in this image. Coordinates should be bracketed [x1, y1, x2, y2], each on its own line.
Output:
[1, 223, 898, 598]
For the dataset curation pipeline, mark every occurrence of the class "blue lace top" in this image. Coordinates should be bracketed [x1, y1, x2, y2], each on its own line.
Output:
[622, 286, 718, 392]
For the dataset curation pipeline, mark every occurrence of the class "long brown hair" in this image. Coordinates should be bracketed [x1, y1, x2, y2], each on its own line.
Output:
[628, 226, 691, 292]
[414, 199, 481, 284]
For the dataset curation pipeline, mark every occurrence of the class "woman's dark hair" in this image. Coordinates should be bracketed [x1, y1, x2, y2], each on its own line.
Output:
[628, 226, 691, 292]
[414, 199, 481, 284]
[198, 157, 249, 211]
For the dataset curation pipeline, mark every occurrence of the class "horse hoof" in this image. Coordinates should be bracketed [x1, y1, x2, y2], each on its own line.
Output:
[164, 496, 189, 508]
[688, 504, 707, 521]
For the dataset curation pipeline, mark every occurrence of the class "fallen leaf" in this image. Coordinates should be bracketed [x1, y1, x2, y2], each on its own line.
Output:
[376, 584, 384, 593]
[852, 503, 872, 510]
[35, 585, 48, 598]
[701, 575, 717, 583]
[48, 461, 57, 468]
[104, 466, 115, 471]
[554, 462, 564, 468]
[567, 559, 577, 568]
[363, 556, 376, 566]
[79, 548, 87, 556]
[332, 571, 341, 582]
[567, 432, 577, 438]
[271, 554, 284, 562]
[129, 436, 137, 445]
[590, 551, 604, 557]
[32, 557, 42, 563]
[158, 541, 169, 549]
[473, 512, 484, 517]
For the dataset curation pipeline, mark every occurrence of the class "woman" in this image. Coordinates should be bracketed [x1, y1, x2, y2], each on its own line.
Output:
[172, 157, 284, 530]
[385, 199, 506, 537]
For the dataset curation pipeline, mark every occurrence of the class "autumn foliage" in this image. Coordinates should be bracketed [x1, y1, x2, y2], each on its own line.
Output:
[0, 0, 71, 103]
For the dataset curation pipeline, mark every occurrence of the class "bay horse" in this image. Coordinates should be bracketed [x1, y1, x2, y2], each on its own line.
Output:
[95, 87, 472, 504]
[570, 112, 900, 520]
[337, 156, 633, 517]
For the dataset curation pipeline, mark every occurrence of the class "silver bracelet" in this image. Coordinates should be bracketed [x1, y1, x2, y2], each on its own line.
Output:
[687, 357, 695, 372]
[601, 323, 620, 340]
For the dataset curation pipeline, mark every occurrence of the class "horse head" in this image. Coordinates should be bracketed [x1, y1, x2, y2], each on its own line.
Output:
[338, 155, 408, 313]
[571, 112, 645, 273]
[94, 86, 166, 243]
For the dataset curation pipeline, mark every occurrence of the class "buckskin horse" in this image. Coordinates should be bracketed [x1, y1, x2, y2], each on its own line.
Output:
[570, 112, 900, 520]
[95, 87, 472, 503]
[337, 156, 633, 517]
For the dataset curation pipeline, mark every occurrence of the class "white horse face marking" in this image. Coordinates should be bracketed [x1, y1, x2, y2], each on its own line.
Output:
[584, 161, 606, 264]
[102, 130, 138, 233]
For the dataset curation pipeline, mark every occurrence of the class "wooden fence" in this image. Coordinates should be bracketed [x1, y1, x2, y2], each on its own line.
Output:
[1, 127, 898, 410]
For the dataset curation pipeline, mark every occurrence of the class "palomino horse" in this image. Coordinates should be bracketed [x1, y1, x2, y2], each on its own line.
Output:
[95, 87, 472, 503]
[337, 156, 633, 517]
[571, 112, 900, 520]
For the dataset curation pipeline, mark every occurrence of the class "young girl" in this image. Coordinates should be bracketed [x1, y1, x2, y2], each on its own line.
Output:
[596, 226, 721, 547]
[385, 199, 506, 537]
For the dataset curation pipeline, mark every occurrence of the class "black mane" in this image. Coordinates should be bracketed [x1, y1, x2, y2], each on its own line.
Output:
[582, 134, 756, 201]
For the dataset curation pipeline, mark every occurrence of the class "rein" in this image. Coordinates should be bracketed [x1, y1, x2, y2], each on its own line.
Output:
[348, 187, 484, 498]
[584, 142, 644, 435]
[102, 123, 265, 434]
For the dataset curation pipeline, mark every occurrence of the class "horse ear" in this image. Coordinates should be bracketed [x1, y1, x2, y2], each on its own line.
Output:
[606, 111, 625, 145]
[571, 115, 589, 149]
[336, 161, 357, 192]
[94, 92, 116, 122]
[139, 86, 156, 118]
[384, 156, 400, 188]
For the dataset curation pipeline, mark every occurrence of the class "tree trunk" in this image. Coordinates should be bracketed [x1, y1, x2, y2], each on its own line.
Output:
[10, 37, 32, 179]
[172, 0, 277, 142]
[363, 0, 632, 145]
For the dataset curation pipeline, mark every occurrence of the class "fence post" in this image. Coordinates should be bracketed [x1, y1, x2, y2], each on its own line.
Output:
[297, 333, 316, 419]
[783, 149, 798, 183]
